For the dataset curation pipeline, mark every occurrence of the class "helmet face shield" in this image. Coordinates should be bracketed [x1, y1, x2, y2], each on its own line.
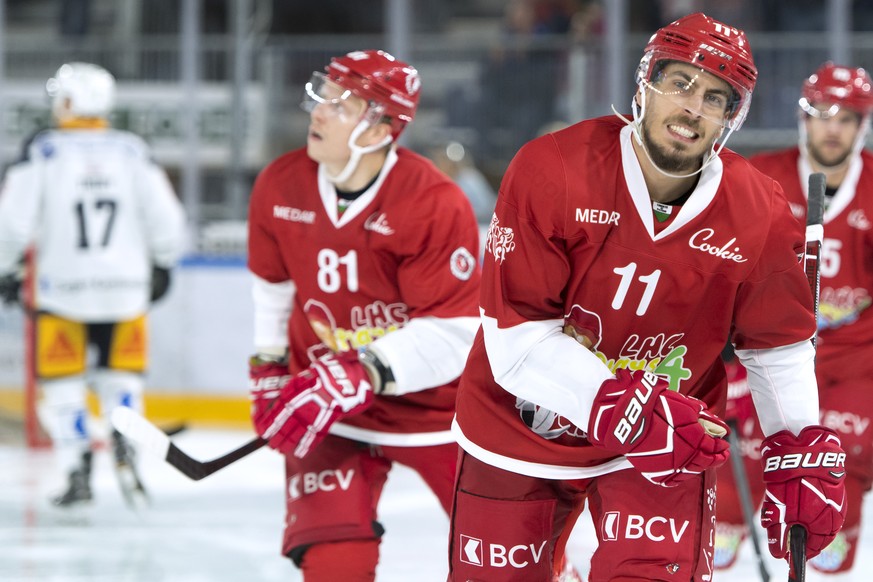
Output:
[301, 72, 385, 126]
[643, 60, 747, 129]
[638, 52, 751, 132]
[798, 99, 848, 120]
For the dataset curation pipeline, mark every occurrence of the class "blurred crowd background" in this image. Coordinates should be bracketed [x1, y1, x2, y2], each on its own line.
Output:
[0, 0, 869, 249]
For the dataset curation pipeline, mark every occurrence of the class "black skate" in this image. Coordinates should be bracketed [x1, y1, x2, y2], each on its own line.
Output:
[51, 451, 93, 507]
[112, 429, 149, 509]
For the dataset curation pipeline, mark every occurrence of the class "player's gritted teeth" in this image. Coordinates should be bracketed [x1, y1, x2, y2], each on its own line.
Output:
[666, 122, 699, 143]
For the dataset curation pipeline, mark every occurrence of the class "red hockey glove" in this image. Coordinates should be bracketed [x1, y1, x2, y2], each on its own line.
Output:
[248, 354, 292, 435]
[587, 369, 730, 487]
[257, 352, 374, 458]
[760, 425, 846, 561]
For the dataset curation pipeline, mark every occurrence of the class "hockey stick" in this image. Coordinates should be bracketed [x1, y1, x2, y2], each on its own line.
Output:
[804, 172, 826, 351]
[109, 311, 349, 481]
[788, 526, 807, 582]
[162, 423, 188, 437]
[787, 171, 826, 582]
[110, 307, 363, 480]
[110, 407, 266, 481]
[726, 417, 770, 582]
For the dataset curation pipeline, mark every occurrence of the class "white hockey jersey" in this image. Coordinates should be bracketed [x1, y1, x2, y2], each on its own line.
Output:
[0, 128, 186, 321]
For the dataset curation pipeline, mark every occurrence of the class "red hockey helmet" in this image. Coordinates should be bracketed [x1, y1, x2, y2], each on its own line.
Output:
[637, 12, 758, 130]
[323, 49, 421, 139]
[800, 62, 873, 119]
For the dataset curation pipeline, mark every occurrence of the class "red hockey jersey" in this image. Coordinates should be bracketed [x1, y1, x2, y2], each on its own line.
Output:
[248, 147, 481, 443]
[751, 148, 873, 379]
[453, 117, 816, 479]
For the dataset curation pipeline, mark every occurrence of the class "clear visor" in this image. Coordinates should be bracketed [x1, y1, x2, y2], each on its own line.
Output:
[799, 98, 849, 120]
[642, 68, 749, 130]
[300, 72, 384, 125]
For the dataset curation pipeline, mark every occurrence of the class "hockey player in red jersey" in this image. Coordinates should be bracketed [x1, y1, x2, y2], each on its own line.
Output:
[448, 13, 847, 581]
[716, 62, 873, 579]
[245, 50, 482, 581]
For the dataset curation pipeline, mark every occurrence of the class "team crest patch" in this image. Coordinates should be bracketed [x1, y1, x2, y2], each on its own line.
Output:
[849, 209, 872, 230]
[450, 247, 475, 281]
[485, 214, 515, 264]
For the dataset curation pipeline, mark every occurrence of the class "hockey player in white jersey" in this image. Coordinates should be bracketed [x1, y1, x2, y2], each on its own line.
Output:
[0, 63, 187, 507]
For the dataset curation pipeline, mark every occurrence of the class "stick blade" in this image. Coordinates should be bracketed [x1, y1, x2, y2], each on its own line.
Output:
[110, 406, 171, 460]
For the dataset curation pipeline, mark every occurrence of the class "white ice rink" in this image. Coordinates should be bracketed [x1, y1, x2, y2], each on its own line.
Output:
[2, 427, 871, 581]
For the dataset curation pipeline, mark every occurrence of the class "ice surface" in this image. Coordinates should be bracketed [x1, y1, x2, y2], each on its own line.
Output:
[1, 428, 870, 581]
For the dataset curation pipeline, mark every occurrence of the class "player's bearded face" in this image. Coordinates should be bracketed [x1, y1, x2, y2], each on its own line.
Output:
[639, 64, 730, 172]
[805, 105, 862, 168]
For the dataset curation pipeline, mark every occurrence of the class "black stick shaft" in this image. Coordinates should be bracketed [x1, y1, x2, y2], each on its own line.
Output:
[788, 525, 807, 582]
[110, 406, 267, 482]
[727, 418, 770, 582]
[166, 437, 266, 481]
[788, 172, 826, 581]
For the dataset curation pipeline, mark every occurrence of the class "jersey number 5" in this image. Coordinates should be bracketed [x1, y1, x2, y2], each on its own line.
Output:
[820, 238, 841, 278]
[317, 248, 359, 293]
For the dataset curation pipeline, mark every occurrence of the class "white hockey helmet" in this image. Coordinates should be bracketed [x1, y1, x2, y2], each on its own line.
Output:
[46, 62, 116, 119]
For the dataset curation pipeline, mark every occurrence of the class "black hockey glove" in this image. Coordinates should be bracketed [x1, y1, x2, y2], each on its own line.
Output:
[150, 266, 171, 303]
[0, 272, 22, 306]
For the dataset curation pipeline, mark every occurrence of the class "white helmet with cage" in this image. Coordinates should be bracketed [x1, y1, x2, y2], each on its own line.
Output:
[46, 62, 116, 120]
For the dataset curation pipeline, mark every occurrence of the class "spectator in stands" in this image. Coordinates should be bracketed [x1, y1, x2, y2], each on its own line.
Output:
[475, 0, 567, 163]
[429, 141, 497, 224]
[761, 0, 826, 31]
[569, 0, 603, 41]
[60, 0, 90, 37]
[0, 62, 187, 508]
